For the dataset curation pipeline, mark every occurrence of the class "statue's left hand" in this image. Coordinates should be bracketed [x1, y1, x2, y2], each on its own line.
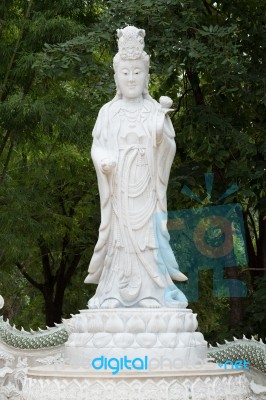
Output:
[156, 109, 165, 144]
[101, 159, 116, 174]
[156, 96, 175, 144]
[159, 96, 175, 114]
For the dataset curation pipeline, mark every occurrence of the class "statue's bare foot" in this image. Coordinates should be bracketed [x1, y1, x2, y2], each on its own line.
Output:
[138, 299, 160, 308]
[101, 299, 121, 308]
[170, 271, 188, 282]
[87, 297, 100, 309]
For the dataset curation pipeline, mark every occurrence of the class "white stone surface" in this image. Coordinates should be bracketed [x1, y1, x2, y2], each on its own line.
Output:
[0, 295, 4, 310]
[64, 308, 207, 369]
[0, 339, 65, 400]
[22, 365, 252, 400]
[84, 25, 188, 309]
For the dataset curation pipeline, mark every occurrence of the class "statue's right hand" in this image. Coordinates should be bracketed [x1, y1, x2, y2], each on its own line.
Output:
[101, 159, 116, 174]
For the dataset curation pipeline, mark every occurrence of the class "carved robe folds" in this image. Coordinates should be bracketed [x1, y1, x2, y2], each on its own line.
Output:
[85, 98, 187, 308]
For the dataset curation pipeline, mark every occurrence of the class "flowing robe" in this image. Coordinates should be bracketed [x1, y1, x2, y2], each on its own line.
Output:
[85, 97, 187, 308]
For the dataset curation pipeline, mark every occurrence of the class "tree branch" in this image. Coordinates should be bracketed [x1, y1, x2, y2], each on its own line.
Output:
[202, 0, 224, 16]
[38, 239, 54, 285]
[0, 0, 34, 101]
[16, 262, 43, 291]
[0, 130, 12, 159]
[55, 233, 69, 281]
[247, 208, 258, 247]
[202, 0, 213, 16]
[0, 132, 15, 182]
[59, 195, 67, 216]
[172, 88, 193, 118]
[64, 253, 82, 286]
[186, 67, 205, 106]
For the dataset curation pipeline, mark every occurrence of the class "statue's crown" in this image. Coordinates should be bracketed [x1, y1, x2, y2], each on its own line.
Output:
[117, 26, 146, 60]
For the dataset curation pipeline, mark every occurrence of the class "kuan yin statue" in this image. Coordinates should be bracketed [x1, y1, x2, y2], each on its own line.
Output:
[85, 26, 188, 308]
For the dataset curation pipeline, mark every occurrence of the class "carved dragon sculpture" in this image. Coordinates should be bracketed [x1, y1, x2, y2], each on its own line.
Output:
[0, 316, 265, 373]
[0, 316, 68, 349]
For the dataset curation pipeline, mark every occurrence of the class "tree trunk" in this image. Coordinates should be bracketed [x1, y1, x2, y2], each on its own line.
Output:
[257, 212, 266, 276]
[225, 266, 244, 329]
[186, 67, 205, 106]
[43, 286, 60, 327]
[224, 215, 244, 329]
[43, 255, 81, 326]
[243, 211, 258, 287]
[43, 284, 65, 326]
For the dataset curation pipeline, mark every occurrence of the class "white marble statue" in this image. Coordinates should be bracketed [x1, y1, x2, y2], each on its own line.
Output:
[16, 28, 253, 400]
[85, 26, 188, 308]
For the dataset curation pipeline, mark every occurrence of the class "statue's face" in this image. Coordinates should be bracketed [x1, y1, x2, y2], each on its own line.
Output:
[115, 59, 148, 100]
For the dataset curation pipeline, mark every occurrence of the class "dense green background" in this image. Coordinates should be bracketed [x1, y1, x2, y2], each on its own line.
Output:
[0, 0, 265, 343]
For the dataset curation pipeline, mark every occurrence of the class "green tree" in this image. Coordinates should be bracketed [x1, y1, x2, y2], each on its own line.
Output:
[1, 0, 265, 338]
[0, 0, 105, 327]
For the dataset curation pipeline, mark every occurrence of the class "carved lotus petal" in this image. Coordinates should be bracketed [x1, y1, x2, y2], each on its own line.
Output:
[85, 336, 94, 346]
[92, 333, 112, 348]
[105, 315, 124, 333]
[184, 313, 195, 332]
[86, 315, 104, 332]
[81, 333, 94, 346]
[113, 333, 134, 347]
[126, 315, 146, 333]
[146, 315, 167, 333]
[69, 333, 93, 347]
[75, 315, 88, 333]
[176, 338, 186, 348]
[62, 318, 75, 335]
[158, 333, 177, 347]
[177, 332, 195, 348]
[67, 333, 80, 346]
[192, 314, 198, 331]
[194, 332, 205, 346]
[168, 314, 185, 332]
[136, 333, 157, 347]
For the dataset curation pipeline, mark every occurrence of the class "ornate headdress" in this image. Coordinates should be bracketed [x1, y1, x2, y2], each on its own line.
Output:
[113, 26, 150, 71]
[117, 26, 145, 60]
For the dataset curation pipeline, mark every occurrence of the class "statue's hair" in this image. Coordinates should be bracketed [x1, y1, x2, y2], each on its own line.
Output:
[113, 52, 150, 72]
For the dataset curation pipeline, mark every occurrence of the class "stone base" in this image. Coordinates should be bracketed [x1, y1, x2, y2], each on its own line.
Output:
[22, 308, 247, 399]
[22, 364, 252, 400]
[64, 308, 207, 369]
[22, 308, 252, 399]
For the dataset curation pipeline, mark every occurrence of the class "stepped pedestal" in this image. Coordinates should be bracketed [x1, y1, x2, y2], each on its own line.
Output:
[64, 308, 207, 369]
[22, 308, 252, 400]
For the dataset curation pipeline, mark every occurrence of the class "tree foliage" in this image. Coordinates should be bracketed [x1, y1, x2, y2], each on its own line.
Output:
[0, 0, 103, 327]
[0, 0, 265, 339]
